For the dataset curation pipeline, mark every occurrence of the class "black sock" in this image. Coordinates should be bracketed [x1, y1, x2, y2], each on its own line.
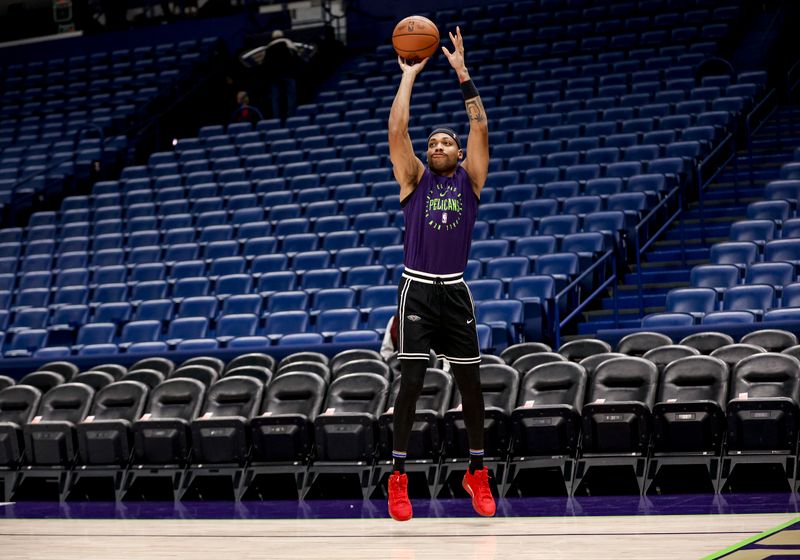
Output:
[469, 450, 484, 474]
[392, 451, 407, 474]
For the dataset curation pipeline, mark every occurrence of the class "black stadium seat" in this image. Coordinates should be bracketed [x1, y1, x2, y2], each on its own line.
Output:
[720, 353, 800, 492]
[508, 361, 587, 496]
[223, 365, 273, 385]
[647, 356, 729, 493]
[510, 351, 567, 375]
[306, 372, 388, 498]
[92, 364, 128, 380]
[574, 356, 658, 495]
[181, 356, 225, 376]
[0, 385, 42, 467]
[250, 371, 326, 462]
[279, 351, 329, 371]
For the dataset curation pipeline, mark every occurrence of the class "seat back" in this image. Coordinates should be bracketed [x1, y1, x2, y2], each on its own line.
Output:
[642, 345, 701, 374]
[261, 371, 327, 421]
[617, 332, 672, 357]
[330, 349, 383, 373]
[278, 351, 329, 370]
[386, 368, 453, 416]
[144, 378, 206, 421]
[89, 380, 149, 422]
[333, 359, 391, 381]
[578, 352, 627, 378]
[18, 371, 65, 394]
[740, 329, 798, 353]
[275, 361, 331, 384]
[120, 369, 165, 389]
[38, 361, 79, 381]
[588, 357, 659, 407]
[499, 342, 553, 365]
[322, 373, 389, 416]
[710, 343, 767, 370]
[658, 356, 729, 406]
[223, 366, 273, 385]
[517, 362, 587, 411]
[451, 364, 519, 414]
[731, 353, 800, 402]
[73, 371, 116, 391]
[225, 352, 276, 373]
[0, 385, 41, 425]
[181, 356, 226, 375]
[168, 365, 219, 387]
[680, 332, 735, 354]
[510, 352, 567, 375]
[130, 357, 175, 376]
[201, 376, 263, 419]
[34, 382, 94, 423]
[559, 339, 613, 361]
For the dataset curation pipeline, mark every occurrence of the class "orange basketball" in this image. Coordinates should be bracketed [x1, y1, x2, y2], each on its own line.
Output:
[392, 15, 440, 62]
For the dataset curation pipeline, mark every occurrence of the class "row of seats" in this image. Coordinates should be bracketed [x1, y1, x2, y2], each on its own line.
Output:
[5, 334, 800, 499]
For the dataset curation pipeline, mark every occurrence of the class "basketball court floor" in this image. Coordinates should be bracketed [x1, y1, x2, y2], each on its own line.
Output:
[2, 495, 799, 559]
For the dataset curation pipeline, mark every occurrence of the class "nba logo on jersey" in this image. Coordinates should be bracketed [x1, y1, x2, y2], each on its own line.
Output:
[442, 212, 448, 224]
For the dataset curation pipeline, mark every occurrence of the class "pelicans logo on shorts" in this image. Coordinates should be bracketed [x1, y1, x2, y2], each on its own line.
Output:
[425, 183, 463, 232]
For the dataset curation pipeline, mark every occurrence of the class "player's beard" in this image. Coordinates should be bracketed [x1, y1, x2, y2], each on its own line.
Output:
[428, 153, 457, 175]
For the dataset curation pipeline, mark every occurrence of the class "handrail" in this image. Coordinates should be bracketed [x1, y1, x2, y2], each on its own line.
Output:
[695, 131, 736, 245]
[633, 184, 683, 315]
[552, 249, 618, 348]
[745, 88, 778, 186]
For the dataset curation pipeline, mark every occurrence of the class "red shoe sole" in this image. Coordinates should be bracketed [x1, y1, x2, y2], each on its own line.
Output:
[389, 510, 413, 522]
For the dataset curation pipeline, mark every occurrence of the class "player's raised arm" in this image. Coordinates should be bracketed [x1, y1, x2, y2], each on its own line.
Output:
[442, 26, 488, 197]
[388, 56, 428, 201]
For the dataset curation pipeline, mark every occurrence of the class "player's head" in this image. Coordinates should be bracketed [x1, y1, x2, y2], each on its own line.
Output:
[426, 128, 462, 174]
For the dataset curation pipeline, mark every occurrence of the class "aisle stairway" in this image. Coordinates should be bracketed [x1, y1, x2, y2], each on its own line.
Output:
[578, 103, 800, 334]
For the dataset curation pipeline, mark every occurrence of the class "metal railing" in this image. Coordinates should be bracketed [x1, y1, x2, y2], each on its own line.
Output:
[551, 249, 618, 348]
[745, 88, 779, 186]
[633, 184, 683, 316]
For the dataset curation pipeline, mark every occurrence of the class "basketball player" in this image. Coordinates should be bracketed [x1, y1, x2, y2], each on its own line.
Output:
[387, 27, 493, 521]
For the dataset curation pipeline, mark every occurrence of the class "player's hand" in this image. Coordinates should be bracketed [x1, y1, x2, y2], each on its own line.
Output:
[397, 55, 429, 77]
[442, 26, 467, 77]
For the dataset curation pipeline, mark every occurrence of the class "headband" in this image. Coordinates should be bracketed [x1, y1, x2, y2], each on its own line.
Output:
[427, 127, 461, 149]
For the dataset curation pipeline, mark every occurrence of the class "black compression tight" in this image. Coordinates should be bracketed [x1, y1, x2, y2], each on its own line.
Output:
[392, 360, 485, 459]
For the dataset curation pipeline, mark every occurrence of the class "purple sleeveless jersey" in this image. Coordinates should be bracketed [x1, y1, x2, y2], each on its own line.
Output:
[402, 165, 479, 275]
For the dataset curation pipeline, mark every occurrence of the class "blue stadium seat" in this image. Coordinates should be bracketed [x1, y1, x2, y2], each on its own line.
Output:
[317, 309, 360, 337]
[690, 264, 740, 291]
[722, 284, 775, 318]
[666, 287, 717, 318]
[476, 299, 523, 350]
[313, 288, 357, 312]
[709, 241, 760, 269]
[264, 310, 309, 341]
[266, 291, 309, 314]
[178, 296, 219, 319]
[335, 247, 374, 269]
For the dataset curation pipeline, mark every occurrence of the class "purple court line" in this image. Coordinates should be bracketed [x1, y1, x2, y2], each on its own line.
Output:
[1, 493, 798, 520]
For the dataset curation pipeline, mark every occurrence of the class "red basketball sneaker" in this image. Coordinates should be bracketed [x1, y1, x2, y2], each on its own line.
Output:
[388, 471, 413, 521]
[462, 467, 496, 517]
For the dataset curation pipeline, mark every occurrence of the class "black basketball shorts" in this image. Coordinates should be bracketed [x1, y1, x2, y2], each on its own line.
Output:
[397, 267, 481, 365]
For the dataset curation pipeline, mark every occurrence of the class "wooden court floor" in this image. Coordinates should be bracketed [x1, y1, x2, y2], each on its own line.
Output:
[0, 505, 792, 560]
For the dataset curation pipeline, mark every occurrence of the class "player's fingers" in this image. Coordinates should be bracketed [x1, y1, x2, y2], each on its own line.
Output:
[449, 31, 456, 44]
